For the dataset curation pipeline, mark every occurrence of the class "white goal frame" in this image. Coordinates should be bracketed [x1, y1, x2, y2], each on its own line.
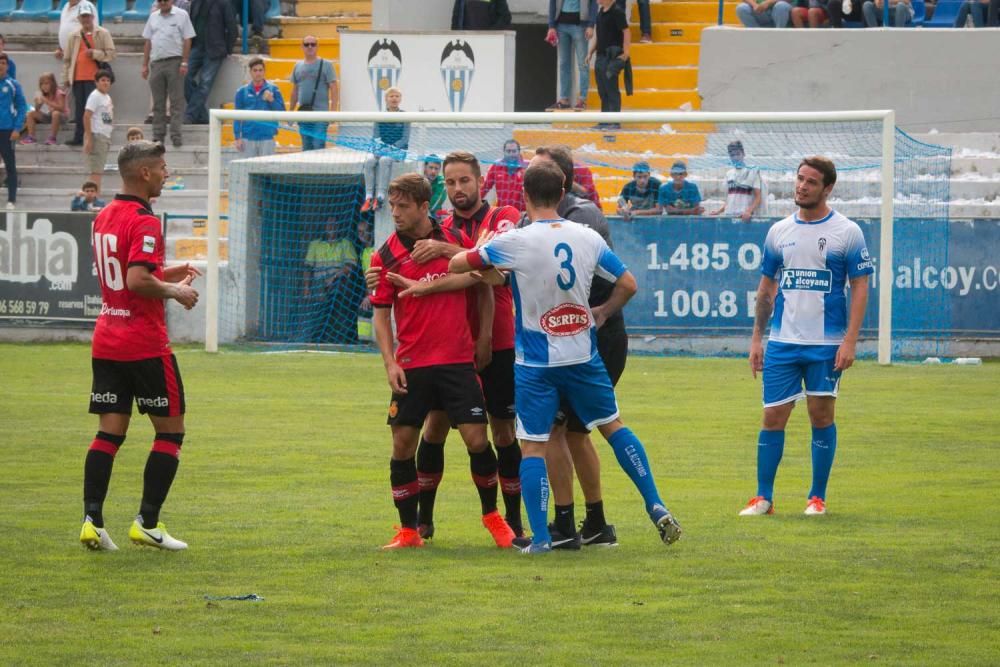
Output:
[205, 109, 896, 364]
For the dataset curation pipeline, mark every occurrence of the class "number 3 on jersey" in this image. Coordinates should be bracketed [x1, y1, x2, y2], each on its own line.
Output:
[554, 242, 576, 290]
[93, 232, 124, 291]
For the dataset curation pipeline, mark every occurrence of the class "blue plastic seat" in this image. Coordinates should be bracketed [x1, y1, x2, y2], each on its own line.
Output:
[265, 0, 280, 19]
[48, 0, 66, 21]
[911, 0, 926, 24]
[101, 0, 127, 19]
[11, 0, 56, 20]
[0, 0, 16, 19]
[925, 0, 963, 25]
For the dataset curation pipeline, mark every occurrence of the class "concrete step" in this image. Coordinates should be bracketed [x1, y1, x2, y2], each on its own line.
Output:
[630, 23, 708, 43]
[514, 127, 709, 155]
[293, 0, 370, 16]
[590, 66, 698, 90]
[276, 16, 369, 39]
[268, 36, 340, 60]
[12, 186, 214, 214]
[13, 164, 210, 191]
[585, 88, 701, 110]
[650, 2, 739, 23]
[912, 133, 1000, 153]
[630, 42, 700, 67]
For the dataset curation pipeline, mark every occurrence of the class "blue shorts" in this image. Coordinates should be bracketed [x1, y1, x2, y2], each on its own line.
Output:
[762, 341, 841, 407]
[514, 356, 620, 442]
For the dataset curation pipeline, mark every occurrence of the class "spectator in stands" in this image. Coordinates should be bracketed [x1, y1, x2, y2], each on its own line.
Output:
[615, 0, 652, 43]
[711, 140, 764, 222]
[361, 87, 408, 213]
[827, 0, 865, 26]
[862, 0, 914, 25]
[56, 0, 98, 61]
[481, 138, 526, 211]
[546, 0, 597, 111]
[62, 6, 115, 147]
[127, 126, 145, 142]
[184, 0, 237, 125]
[233, 57, 286, 158]
[142, 0, 195, 148]
[954, 0, 990, 25]
[304, 215, 359, 344]
[659, 160, 704, 215]
[792, 0, 830, 26]
[83, 70, 114, 192]
[573, 159, 601, 206]
[71, 180, 106, 211]
[452, 0, 512, 29]
[989, 0, 999, 25]
[0, 35, 16, 80]
[423, 154, 449, 215]
[0, 54, 27, 210]
[22, 73, 68, 146]
[589, 0, 630, 131]
[290, 35, 338, 151]
[232, 0, 268, 41]
[736, 0, 793, 27]
[617, 160, 661, 220]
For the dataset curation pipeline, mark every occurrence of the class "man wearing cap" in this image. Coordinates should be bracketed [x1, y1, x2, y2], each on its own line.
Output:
[616, 160, 662, 220]
[659, 161, 704, 216]
[62, 6, 116, 147]
[712, 140, 764, 222]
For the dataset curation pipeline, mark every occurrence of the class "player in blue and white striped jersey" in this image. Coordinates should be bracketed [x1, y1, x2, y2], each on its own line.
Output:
[742, 156, 874, 518]
[450, 160, 682, 553]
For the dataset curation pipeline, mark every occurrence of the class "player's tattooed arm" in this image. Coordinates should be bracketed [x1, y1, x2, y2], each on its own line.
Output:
[126, 265, 198, 310]
[749, 276, 777, 378]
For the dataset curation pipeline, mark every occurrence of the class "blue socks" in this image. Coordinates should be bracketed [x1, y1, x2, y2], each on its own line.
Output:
[608, 427, 664, 516]
[519, 456, 550, 545]
[808, 423, 837, 500]
[757, 430, 785, 502]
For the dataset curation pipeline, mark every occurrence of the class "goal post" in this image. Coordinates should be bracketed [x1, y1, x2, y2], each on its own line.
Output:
[205, 109, 928, 363]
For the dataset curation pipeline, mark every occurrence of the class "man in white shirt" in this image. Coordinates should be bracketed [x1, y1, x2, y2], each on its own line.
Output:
[142, 0, 195, 147]
[712, 140, 765, 221]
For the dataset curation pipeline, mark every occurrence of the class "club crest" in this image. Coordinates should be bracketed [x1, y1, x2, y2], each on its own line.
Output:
[440, 40, 475, 112]
[367, 39, 402, 110]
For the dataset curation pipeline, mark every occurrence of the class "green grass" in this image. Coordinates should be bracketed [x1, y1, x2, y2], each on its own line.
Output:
[1, 344, 997, 665]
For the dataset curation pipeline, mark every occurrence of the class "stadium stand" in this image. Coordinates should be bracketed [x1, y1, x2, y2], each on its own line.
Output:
[99, 0, 129, 21]
[11, 0, 54, 20]
[0, 0, 17, 20]
[925, 0, 963, 24]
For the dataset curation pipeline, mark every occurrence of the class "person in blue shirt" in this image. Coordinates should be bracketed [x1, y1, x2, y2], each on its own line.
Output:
[658, 161, 704, 215]
[71, 180, 107, 211]
[616, 160, 661, 220]
[0, 54, 27, 210]
[233, 57, 286, 158]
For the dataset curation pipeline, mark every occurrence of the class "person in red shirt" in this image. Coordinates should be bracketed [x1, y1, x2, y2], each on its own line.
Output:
[573, 159, 601, 206]
[370, 173, 517, 550]
[480, 139, 526, 212]
[384, 151, 524, 541]
[80, 141, 199, 553]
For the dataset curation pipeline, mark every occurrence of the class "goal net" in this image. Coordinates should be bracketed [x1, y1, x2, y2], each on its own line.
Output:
[204, 111, 951, 363]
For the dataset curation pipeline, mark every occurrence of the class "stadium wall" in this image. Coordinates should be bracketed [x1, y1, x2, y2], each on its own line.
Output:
[698, 28, 1000, 133]
[13, 52, 254, 124]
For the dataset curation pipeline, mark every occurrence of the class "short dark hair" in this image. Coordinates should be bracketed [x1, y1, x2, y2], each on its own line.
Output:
[523, 161, 566, 209]
[248, 57, 265, 70]
[0, 54, 8, 64]
[503, 139, 521, 152]
[535, 145, 575, 193]
[118, 140, 165, 177]
[94, 69, 113, 83]
[81, 181, 99, 191]
[799, 155, 837, 187]
[443, 150, 481, 178]
[388, 172, 431, 206]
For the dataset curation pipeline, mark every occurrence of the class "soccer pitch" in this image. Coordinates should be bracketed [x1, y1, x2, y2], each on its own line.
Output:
[1, 344, 996, 665]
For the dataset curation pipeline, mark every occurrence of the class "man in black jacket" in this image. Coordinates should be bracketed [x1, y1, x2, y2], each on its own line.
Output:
[452, 0, 512, 29]
[185, 0, 236, 124]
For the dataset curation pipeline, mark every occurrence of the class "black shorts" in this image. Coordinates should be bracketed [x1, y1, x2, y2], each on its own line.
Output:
[479, 348, 515, 420]
[90, 354, 186, 417]
[556, 324, 628, 434]
[387, 363, 488, 428]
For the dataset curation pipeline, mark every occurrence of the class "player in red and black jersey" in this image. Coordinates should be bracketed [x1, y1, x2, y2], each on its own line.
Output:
[378, 151, 525, 541]
[79, 141, 200, 553]
[370, 173, 517, 550]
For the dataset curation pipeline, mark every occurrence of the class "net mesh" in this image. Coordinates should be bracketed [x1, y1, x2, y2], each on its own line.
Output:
[214, 116, 951, 351]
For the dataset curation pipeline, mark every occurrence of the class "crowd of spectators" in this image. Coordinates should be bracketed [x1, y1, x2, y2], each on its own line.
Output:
[738, 0, 999, 26]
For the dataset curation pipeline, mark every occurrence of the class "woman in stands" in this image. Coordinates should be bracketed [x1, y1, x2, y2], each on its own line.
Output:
[22, 72, 68, 146]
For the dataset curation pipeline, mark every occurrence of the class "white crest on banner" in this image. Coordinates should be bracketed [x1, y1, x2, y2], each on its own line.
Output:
[439, 40, 475, 112]
[366, 39, 402, 110]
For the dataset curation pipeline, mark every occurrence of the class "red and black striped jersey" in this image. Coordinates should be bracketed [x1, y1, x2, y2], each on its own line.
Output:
[370, 220, 475, 370]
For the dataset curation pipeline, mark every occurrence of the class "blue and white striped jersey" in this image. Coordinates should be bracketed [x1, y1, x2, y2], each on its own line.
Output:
[477, 218, 627, 367]
[761, 209, 874, 346]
